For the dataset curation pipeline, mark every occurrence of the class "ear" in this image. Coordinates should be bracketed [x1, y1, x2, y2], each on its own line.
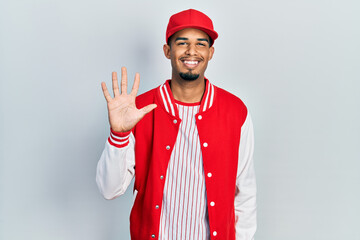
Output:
[163, 44, 171, 59]
[208, 46, 215, 60]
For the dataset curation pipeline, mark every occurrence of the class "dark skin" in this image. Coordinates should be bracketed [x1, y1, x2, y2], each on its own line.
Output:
[101, 28, 214, 132]
[163, 28, 214, 103]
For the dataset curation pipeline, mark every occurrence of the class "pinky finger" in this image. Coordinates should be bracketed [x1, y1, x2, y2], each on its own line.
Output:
[101, 82, 112, 102]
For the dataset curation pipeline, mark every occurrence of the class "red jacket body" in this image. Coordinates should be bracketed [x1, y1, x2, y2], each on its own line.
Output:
[129, 80, 248, 239]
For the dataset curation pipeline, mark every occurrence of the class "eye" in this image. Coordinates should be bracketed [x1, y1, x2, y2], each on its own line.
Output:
[177, 42, 187, 46]
[197, 42, 207, 47]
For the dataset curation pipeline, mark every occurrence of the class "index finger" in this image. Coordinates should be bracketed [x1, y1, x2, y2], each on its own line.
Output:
[130, 73, 140, 96]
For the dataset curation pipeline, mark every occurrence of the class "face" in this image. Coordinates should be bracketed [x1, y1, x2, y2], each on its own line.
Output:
[163, 28, 214, 82]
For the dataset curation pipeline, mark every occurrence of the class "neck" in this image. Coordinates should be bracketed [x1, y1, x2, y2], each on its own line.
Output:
[170, 76, 206, 103]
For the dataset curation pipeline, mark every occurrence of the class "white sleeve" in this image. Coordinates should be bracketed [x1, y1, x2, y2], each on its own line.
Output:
[96, 131, 135, 200]
[235, 113, 257, 239]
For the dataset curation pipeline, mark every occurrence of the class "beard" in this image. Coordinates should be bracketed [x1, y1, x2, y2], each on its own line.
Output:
[179, 72, 200, 81]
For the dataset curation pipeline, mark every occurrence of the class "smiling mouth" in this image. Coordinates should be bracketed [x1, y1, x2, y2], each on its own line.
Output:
[182, 60, 200, 68]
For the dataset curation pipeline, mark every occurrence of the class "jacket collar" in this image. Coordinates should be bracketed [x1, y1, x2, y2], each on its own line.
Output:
[157, 78, 216, 117]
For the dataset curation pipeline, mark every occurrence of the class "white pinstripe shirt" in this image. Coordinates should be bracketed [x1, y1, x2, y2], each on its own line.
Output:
[159, 102, 209, 240]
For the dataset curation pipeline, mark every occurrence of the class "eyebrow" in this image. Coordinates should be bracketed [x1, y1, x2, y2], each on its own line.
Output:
[197, 38, 209, 43]
[175, 37, 188, 42]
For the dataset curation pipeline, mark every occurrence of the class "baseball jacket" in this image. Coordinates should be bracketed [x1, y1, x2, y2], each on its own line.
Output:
[96, 79, 257, 240]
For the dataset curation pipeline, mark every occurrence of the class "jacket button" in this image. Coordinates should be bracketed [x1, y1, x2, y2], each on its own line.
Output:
[166, 145, 170, 150]
[198, 115, 202, 120]
[203, 142, 208, 147]
[173, 119, 177, 124]
[160, 175, 164, 180]
[151, 234, 156, 238]
[210, 201, 215, 207]
[207, 172, 212, 178]
[155, 205, 159, 209]
[213, 231, 217, 236]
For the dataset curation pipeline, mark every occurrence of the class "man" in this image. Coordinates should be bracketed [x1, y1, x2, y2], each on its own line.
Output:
[96, 9, 256, 240]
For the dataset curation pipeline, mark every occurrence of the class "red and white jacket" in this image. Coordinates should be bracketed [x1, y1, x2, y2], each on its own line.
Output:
[96, 79, 257, 240]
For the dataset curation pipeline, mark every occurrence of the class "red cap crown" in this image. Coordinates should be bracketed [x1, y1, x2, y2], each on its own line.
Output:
[166, 9, 218, 46]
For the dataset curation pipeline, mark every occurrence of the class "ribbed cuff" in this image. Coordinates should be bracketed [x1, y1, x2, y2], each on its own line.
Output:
[108, 128, 131, 148]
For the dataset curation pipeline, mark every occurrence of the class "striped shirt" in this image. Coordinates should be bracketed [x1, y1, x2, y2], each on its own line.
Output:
[158, 102, 209, 240]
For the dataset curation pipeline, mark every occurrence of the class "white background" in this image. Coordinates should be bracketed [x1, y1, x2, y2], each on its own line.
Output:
[1, 0, 359, 239]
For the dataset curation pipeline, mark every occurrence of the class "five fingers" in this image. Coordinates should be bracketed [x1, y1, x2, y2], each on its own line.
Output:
[102, 67, 141, 101]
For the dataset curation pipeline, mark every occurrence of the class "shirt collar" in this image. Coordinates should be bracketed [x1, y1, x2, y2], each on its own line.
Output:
[158, 78, 215, 117]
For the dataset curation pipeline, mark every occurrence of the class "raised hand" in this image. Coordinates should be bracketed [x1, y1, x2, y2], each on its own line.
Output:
[101, 67, 157, 132]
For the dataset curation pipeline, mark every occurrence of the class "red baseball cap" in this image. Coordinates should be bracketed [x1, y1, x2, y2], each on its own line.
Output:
[166, 9, 218, 46]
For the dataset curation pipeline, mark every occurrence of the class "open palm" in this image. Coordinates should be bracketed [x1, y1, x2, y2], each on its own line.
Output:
[101, 67, 157, 132]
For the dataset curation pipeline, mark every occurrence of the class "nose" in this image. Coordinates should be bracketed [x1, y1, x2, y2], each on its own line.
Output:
[185, 43, 197, 55]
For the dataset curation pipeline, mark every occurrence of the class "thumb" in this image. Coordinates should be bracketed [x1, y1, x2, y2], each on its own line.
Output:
[140, 104, 157, 116]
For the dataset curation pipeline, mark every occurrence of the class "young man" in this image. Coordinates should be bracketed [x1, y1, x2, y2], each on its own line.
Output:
[96, 9, 256, 240]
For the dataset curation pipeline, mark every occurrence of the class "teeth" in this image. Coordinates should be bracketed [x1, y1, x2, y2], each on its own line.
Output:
[184, 61, 198, 65]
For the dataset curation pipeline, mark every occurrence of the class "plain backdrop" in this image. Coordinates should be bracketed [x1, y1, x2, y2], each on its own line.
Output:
[1, 0, 359, 239]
